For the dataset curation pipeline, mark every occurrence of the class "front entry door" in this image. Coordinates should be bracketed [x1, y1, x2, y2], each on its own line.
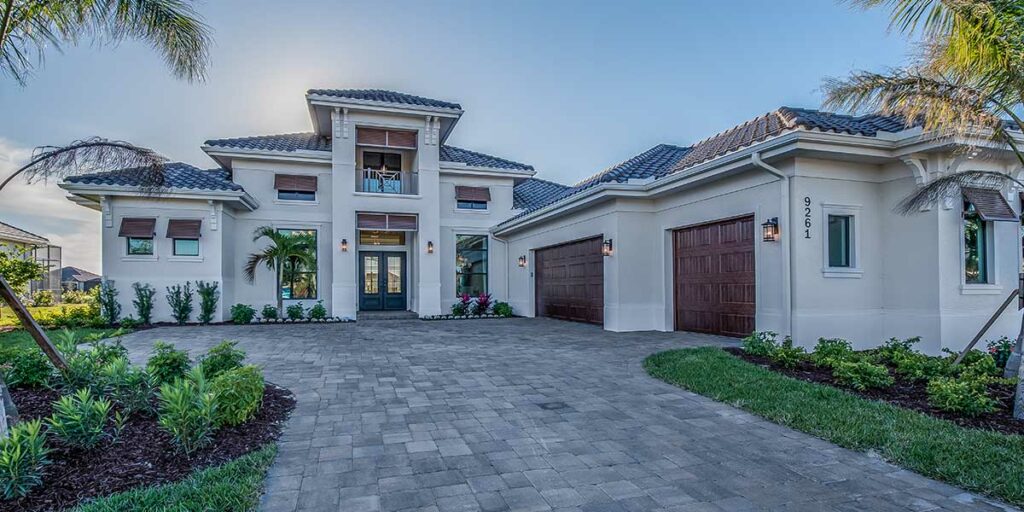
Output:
[359, 252, 407, 311]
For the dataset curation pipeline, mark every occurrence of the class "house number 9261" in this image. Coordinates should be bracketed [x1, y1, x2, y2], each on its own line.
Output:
[803, 196, 812, 239]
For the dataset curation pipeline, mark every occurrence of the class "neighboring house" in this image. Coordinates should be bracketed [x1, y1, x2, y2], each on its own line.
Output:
[60, 89, 1024, 354]
[0, 221, 62, 298]
[57, 266, 101, 291]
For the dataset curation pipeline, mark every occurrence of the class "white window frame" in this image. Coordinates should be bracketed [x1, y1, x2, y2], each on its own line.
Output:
[122, 236, 158, 262]
[274, 189, 319, 206]
[821, 203, 862, 278]
[959, 198, 1001, 294]
[169, 238, 203, 262]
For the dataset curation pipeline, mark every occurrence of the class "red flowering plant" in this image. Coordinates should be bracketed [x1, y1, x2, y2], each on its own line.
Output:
[472, 293, 492, 316]
[451, 293, 472, 316]
[987, 336, 1014, 369]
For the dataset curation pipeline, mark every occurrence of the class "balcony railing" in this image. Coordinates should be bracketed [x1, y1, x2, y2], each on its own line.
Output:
[357, 168, 418, 195]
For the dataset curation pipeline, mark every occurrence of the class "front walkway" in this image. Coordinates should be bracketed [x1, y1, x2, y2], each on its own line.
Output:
[119, 319, 1015, 512]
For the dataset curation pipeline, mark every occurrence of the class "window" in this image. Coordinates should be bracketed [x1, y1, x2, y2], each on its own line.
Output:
[278, 190, 316, 201]
[126, 237, 153, 256]
[964, 200, 990, 284]
[173, 239, 199, 256]
[457, 200, 488, 210]
[359, 231, 406, 246]
[274, 174, 317, 202]
[278, 229, 317, 299]
[456, 235, 488, 296]
[363, 151, 402, 171]
[827, 215, 852, 268]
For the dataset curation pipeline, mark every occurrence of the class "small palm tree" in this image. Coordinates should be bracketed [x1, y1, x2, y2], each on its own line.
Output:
[243, 227, 316, 317]
[0, 0, 212, 85]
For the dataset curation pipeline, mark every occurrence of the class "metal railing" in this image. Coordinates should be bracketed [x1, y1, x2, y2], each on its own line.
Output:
[357, 168, 418, 195]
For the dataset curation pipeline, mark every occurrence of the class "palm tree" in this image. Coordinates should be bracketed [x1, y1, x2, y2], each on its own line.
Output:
[0, 0, 212, 85]
[825, 0, 1024, 415]
[243, 227, 316, 317]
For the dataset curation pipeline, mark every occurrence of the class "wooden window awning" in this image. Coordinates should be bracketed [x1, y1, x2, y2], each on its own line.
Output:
[455, 186, 491, 202]
[166, 219, 202, 238]
[118, 218, 156, 237]
[963, 187, 1018, 221]
[356, 128, 417, 149]
[357, 213, 418, 231]
[274, 174, 318, 192]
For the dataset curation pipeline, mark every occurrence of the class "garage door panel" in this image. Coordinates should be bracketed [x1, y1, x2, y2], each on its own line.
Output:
[535, 237, 604, 325]
[674, 216, 755, 337]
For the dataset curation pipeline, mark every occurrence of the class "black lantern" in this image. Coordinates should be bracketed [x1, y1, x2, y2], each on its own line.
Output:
[426, 241, 434, 254]
[517, 255, 527, 267]
[761, 217, 779, 242]
[602, 239, 614, 256]
[339, 238, 348, 252]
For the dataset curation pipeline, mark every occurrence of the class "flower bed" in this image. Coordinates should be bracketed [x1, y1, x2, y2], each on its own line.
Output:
[421, 313, 511, 321]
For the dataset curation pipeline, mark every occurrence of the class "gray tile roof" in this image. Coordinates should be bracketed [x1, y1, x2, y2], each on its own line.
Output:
[65, 162, 243, 192]
[59, 266, 100, 283]
[307, 89, 462, 110]
[205, 133, 330, 153]
[440, 145, 534, 171]
[576, 144, 691, 189]
[0, 221, 49, 245]
[513, 178, 572, 210]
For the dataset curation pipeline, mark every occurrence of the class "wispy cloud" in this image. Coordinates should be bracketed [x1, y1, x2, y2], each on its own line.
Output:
[0, 138, 101, 272]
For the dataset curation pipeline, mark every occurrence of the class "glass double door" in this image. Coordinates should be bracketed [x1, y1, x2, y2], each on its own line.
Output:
[359, 251, 407, 311]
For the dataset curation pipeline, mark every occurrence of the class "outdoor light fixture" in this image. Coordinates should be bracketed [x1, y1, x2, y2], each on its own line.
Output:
[427, 241, 434, 254]
[761, 217, 779, 242]
[602, 239, 613, 256]
[517, 255, 527, 267]
[339, 238, 349, 252]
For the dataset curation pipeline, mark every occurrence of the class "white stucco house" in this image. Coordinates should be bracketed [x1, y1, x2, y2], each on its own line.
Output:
[60, 89, 1024, 354]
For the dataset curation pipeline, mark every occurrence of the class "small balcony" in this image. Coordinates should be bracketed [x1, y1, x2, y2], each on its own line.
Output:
[356, 168, 419, 195]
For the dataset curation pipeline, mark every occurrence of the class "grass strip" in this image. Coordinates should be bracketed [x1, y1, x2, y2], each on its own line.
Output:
[74, 444, 277, 512]
[644, 347, 1024, 507]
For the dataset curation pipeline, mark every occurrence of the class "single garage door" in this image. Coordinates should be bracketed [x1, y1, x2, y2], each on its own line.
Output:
[535, 237, 604, 325]
[673, 215, 755, 337]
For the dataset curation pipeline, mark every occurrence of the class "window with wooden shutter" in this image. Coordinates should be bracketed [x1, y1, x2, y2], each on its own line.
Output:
[356, 213, 418, 231]
[118, 218, 156, 237]
[356, 128, 417, 149]
[274, 174, 317, 201]
[166, 219, 202, 238]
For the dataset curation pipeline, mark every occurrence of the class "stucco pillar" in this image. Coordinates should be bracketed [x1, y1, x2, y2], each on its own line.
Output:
[331, 108, 358, 319]
[415, 122, 443, 316]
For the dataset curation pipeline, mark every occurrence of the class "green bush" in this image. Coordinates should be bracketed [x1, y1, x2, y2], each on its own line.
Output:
[146, 342, 191, 385]
[60, 350, 106, 393]
[89, 338, 128, 366]
[875, 336, 920, 363]
[769, 337, 806, 368]
[199, 341, 245, 380]
[131, 283, 156, 325]
[285, 303, 305, 321]
[0, 350, 52, 388]
[987, 337, 1014, 369]
[832, 361, 894, 391]
[741, 331, 778, 357]
[31, 290, 54, 307]
[97, 281, 121, 325]
[811, 338, 854, 367]
[166, 283, 194, 325]
[61, 289, 91, 304]
[158, 367, 217, 455]
[492, 302, 513, 317]
[308, 301, 327, 321]
[957, 352, 1000, 380]
[927, 376, 996, 416]
[47, 388, 112, 449]
[100, 357, 154, 415]
[230, 304, 256, 324]
[891, 351, 950, 382]
[195, 281, 220, 324]
[211, 365, 264, 427]
[0, 419, 49, 499]
[48, 304, 105, 329]
[260, 304, 278, 320]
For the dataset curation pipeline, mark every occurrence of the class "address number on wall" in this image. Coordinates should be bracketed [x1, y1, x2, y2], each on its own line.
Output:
[803, 196, 812, 239]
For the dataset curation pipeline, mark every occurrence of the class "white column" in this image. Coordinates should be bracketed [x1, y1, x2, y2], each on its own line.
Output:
[415, 121, 443, 316]
[331, 108, 358, 319]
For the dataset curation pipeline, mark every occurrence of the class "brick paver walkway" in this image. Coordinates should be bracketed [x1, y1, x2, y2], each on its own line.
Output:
[119, 318, 1016, 512]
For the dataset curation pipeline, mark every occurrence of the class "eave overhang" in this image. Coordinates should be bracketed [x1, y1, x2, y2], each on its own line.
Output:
[59, 183, 260, 211]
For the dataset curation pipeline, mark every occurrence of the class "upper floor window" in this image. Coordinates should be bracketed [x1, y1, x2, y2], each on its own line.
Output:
[455, 186, 491, 211]
[274, 174, 317, 202]
[457, 200, 487, 210]
[118, 218, 156, 256]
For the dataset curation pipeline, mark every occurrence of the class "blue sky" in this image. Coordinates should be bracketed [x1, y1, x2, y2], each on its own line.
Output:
[0, 0, 912, 269]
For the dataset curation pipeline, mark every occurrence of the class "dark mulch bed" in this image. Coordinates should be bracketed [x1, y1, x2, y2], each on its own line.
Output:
[724, 347, 1023, 436]
[2, 383, 295, 512]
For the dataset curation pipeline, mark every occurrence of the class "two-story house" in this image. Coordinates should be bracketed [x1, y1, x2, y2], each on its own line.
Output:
[61, 89, 1024, 354]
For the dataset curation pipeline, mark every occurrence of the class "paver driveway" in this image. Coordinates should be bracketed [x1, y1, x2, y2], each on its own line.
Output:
[119, 318, 1015, 512]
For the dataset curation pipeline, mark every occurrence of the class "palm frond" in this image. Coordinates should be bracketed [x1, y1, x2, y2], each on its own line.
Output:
[0, 137, 168, 194]
[103, 0, 212, 82]
[894, 169, 1024, 214]
[242, 253, 263, 283]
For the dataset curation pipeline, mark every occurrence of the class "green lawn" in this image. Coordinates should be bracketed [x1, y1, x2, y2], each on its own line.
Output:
[644, 347, 1024, 507]
[0, 327, 119, 351]
[74, 444, 277, 512]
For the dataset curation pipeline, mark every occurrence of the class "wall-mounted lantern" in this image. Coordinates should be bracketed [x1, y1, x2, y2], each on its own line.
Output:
[339, 238, 349, 252]
[426, 241, 434, 254]
[602, 239, 614, 257]
[517, 255, 528, 267]
[761, 217, 779, 242]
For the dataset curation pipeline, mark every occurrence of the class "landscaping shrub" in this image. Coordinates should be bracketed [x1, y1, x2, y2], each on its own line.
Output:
[158, 367, 217, 455]
[927, 376, 996, 416]
[89, 337, 129, 365]
[955, 352, 1001, 379]
[472, 293, 492, 315]
[832, 360, 894, 390]
[97, 281, 121, 325]
[47, 388, 112, 449]
[741, 331, 778, 357]
[768, 337, 806, 368]
[49, 304, 105, 329]
[285, 302, 305, 321]
[100, 357, 154, 415]
[0, 419, 49, 499]
[31, 290, 54, 307]
[131, 282, 156, 325]
[147, 342, 191, 385]
[451, 294, 471, 316]
[875, 336, 920, 363]
[811, 338, 854, 367]
[60, 350, 106, 393]
[260, 304, 278, 320]
[987, 337, 1014, 369]
[166, 283, 194, 325]
[308, 301, 327, 321]
[53, 328, 81, 355]
[492, 301, 513, 317]
[0, 350, 51, 388]
[61, 289, 91, 304]
[198, 341, 245, 379]
[211, 365, 264, 427]
[891, 351, 950, 382]
[195, 281, 220, 324]
[230, 304, 256, 324]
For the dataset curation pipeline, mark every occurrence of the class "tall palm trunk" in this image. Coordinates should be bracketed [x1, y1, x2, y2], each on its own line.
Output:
[275, 261, 283, 317]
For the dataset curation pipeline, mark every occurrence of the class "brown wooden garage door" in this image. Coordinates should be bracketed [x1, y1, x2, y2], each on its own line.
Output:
[535, 237, 604, 325]
[673, 215, 755, 337]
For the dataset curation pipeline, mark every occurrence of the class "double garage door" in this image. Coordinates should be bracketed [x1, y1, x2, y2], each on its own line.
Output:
[534, 237, 604, 325]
